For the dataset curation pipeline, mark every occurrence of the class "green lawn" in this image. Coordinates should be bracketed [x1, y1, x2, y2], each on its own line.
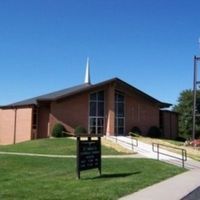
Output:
[0, 137, 125, 155]
[0, 155, 185, 200]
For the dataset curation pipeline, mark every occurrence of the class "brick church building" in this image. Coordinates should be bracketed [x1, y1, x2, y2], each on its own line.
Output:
[0, 60, 178, 144]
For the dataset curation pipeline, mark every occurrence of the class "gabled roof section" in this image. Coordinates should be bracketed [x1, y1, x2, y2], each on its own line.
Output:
[113, 78, 171, 108]
[0, 77, 171, 109]
[1, 83, 91, 108]
[53, 77, 171, 108]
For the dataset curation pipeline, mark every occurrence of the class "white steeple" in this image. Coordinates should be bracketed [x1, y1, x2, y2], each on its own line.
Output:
[84, 57, 91, 84]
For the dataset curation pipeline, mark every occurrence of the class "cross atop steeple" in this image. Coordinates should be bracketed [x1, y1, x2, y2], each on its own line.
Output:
[84, 57, 91, 84]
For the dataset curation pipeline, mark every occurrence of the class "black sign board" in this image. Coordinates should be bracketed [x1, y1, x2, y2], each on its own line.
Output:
[77, 137, 101, 179]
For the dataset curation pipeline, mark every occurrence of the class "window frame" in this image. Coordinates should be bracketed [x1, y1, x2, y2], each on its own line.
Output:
[89, 90, 105, 134]
[115, 91, 125, 135]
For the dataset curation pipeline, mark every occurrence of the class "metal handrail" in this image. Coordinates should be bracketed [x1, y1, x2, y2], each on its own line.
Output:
[114, 136, 138, 151]
[152, 143, 187, 168]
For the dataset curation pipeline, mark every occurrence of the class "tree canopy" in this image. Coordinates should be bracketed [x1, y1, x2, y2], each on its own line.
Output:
[173, 89, 200, 138]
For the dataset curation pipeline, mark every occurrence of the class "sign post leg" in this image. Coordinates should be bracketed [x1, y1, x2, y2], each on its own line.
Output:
[98, 137, 102, 176]
[77, 137, 80, 179]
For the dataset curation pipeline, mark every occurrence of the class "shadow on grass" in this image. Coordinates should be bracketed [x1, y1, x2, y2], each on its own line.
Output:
[90, 171, 141, 179]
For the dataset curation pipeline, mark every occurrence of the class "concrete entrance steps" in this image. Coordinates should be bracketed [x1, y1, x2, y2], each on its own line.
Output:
[105, 136, 200, 170]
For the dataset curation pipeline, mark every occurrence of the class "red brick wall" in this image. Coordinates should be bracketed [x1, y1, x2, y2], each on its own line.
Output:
[114, 83, 160, 135]
[15, 108, 32, 143]
[0, 108, 32, 145]
[0, 84, 165, 142]
[37, 104, 50, 138]
[160, 111, 178, 139]
[0, 109, 15, 144]
[170, 113, 178, 138]
[50, 92, 88, 134]
[126, 95, 159, 135]
[105, 84, 115, 135]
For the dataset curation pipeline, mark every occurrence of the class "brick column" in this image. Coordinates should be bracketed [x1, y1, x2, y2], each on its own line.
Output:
[106, 84, 115, 136]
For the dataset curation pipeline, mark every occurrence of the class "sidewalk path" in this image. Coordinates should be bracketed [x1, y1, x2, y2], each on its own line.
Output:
[0, 151, 76, 158]
[119, 169, 200, 200]
[0, 151, 142, 158]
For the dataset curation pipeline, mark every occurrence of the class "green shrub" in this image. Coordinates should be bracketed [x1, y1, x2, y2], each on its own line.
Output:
[51, 123, 66, 138]
[131, 126, 141, 134]
[175, 136, 186, 142]
[74, 125, 87, 134]
[147, 126, 162, 138]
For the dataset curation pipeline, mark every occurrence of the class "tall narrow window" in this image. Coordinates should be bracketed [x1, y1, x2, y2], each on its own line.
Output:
[32, 106, 38, 139]
[89, 91, 104, 134]
[32, 106, 38, 130]
[115, 91, 125, 135]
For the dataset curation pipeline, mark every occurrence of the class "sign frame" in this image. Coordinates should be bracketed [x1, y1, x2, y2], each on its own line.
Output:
[76, 136, 102, 179]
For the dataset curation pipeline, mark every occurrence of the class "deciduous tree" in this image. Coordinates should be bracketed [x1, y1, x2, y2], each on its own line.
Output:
[173, 89, 200, 138]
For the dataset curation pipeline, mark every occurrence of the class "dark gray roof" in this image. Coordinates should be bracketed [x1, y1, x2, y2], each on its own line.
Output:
[0, 77, 171, 108]
[3, 83, 91, 107]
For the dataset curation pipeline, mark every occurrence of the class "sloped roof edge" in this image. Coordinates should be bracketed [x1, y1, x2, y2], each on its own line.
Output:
[0, 77, 171, 109]
[0, 83, 91, 108]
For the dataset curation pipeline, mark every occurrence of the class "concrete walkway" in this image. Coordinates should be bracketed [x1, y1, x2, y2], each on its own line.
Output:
[120, 169, 200, 200]
[106, 136, 200, 170]
[0, 151, 142, 158]
[106, 136, 200, 200]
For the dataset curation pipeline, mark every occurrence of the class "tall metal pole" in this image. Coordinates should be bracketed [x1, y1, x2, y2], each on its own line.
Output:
[193, 56, 198, 140]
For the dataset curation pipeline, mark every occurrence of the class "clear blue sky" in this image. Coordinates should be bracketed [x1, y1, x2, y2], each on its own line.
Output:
[0, 0, 200, 106]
